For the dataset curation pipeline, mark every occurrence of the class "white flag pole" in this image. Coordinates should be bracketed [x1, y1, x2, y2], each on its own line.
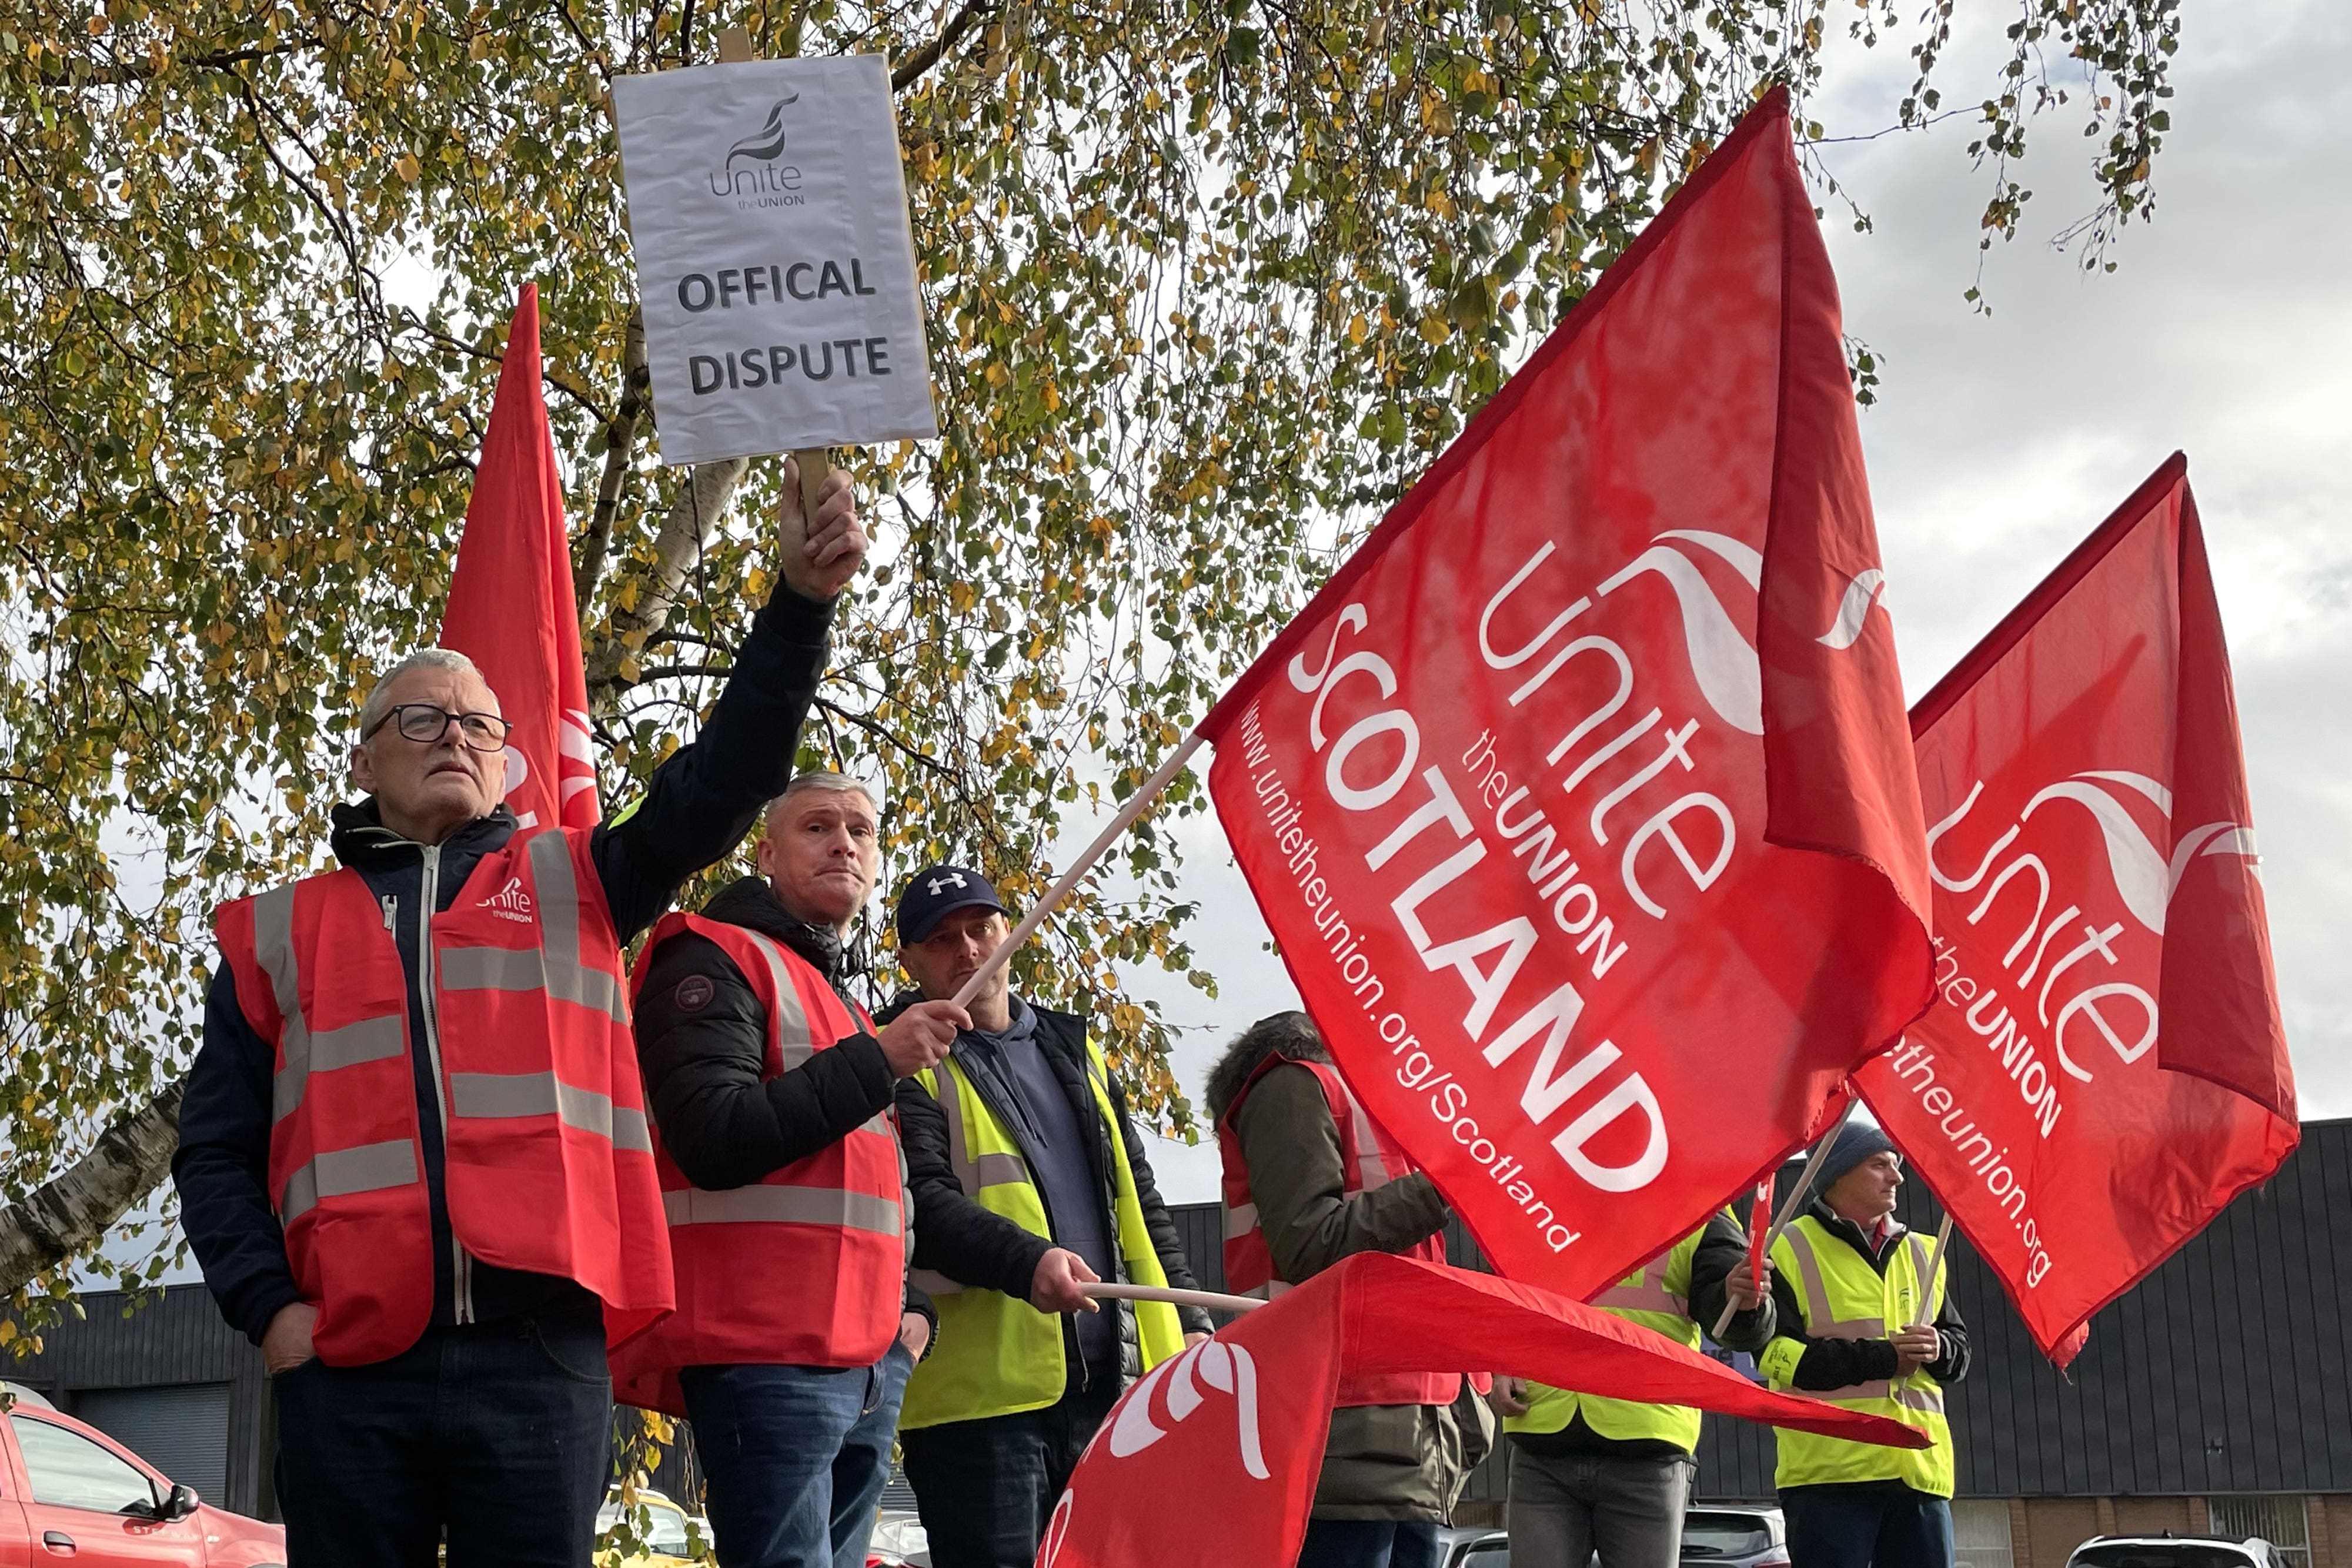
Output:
[1916, 1213, 1956, 1321]
[1080, 1281, 1266, 1316]
[951, 731, 1206, 1011]
[1897, 1212, 1957, 1390]
[1711, 1102, 1856, 1339]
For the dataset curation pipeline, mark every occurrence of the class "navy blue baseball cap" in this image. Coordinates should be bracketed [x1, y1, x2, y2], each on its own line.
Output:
[897, 864, 1008, 944]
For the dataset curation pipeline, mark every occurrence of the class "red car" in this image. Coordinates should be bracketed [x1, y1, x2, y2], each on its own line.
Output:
[1, 1388, 285, 1566]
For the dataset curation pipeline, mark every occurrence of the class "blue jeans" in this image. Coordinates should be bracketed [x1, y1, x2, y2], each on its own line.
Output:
[1781, 1483, 1954, 1568]
[1297, 1519, 1441, 1568]
[680, 1343, 915, 1568]
[270, 1309, 613, 1568]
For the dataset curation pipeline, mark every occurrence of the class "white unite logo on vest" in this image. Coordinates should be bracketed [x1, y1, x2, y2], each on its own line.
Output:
[477, 875, 536, 926]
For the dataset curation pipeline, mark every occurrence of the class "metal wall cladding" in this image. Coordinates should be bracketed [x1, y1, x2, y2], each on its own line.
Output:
[1169, 1116, 2352, 1500]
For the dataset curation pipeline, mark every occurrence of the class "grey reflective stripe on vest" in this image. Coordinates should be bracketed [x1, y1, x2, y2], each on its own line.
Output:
[252, 886, 407, 1124]
[447, 1071, 652, 1154]
[440, 835, 626, 1025]
[932, 1062, 1028, 1193]
[897, 1125, 916, 1266]
[1893, 1382, 1946, 1414]
[1826, 1378, 1946, 1413]
[1337, 1082, 1393, 1193]
[1906, 1233, 1935, 1313]
[278, 1138, 418, 1223]
[1593, 1270, 1688, 1318]
[1782, 1225, 1887, 1339]
[437, 945, 547, 994]
[910, 1268, 963, 1297]
[663, 1185, 904, 1235]
[1224, 1202, 1259, 1239]
[739, 931, 815, 1070]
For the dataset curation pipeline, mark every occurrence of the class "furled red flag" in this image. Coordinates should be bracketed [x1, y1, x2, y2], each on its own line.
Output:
[1854, 454, 2297, 1366]
[1038, 1254, 1925, 1568]
[1744, 1177, 1773, 1300]
[1192, 88, 1932, 1298]
[440, 283, 602, 832]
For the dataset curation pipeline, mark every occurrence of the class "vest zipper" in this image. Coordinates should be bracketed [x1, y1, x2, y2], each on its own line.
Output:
[414, 844, 472, 1325]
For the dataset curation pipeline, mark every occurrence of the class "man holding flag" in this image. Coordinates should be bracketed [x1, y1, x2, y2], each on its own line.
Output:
[1758, 1124, 1969, 1568]
[1490, 1214, 1773, 1568]
[173, 278, 874, 1567]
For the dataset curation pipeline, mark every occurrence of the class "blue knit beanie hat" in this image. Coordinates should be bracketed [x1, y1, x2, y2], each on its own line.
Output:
[1816, 1120, 1896, 1191]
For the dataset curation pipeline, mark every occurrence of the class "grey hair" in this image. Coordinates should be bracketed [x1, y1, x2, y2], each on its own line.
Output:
[359, 648, 488, 737]
[767, 770, 881, 819]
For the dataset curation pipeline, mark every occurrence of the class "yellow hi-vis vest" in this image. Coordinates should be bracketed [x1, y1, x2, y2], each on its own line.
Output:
[1505, 1226, 1708, 1452]
[898, 1035, 1183, 1430]
[1756, 1215, 1955, 1496]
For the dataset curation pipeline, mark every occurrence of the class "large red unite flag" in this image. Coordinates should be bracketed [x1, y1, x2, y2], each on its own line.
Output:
[1194, 89, 1934, 1296]
[1038, 1256, 1926, 1568]
[440, 283, 603, 833]
[1856, 455, 2297, 1364]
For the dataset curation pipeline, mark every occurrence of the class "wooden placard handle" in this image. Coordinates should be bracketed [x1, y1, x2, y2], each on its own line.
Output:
[717, 24, 837, 517]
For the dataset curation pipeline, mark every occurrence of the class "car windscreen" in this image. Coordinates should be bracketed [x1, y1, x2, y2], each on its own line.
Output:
[1683, 1512, 1775, 1557]
[644, 1505, 691, 1554]
[2073, 1547, 2255, 1568]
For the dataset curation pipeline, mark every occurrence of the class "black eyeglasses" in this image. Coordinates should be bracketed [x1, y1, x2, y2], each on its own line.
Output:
[363, 704, 514, 751]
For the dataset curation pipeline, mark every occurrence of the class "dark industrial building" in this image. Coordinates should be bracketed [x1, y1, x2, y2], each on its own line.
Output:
[10, 1117, 2351, 1568]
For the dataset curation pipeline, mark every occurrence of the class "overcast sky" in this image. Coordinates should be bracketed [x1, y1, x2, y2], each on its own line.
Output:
[1130, 0, 2352, 1204]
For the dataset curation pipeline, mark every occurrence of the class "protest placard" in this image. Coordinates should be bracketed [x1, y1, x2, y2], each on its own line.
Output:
[611, 55, 937, 467]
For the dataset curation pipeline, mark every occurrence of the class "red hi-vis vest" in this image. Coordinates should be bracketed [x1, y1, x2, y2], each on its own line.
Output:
[611, 912, 912, 1417]
[1218, 1055, 1459, 1409]
[212, 828, 673, 1368]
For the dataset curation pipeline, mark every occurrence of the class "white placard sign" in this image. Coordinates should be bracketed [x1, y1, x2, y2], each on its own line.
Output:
[611, 56, 938, 466]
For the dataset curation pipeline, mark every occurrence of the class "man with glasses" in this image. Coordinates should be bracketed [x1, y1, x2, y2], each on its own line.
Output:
[173, 460, 867, 1568]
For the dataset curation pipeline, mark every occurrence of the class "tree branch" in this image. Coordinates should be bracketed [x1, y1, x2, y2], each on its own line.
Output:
[584, 457, 750, 707]
[36, 41, 305, 90]
[893, 0, 999, 92]
[398, 310, 612, 426]
[814, 696, 961, 779]
[574, 306, 649, 609]
[0, 1080, 186, 1298]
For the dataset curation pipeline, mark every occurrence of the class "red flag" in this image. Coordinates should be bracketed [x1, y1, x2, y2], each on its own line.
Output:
[1192, 89, 1931, 1298]
[1038, 1254, 1925, 1568]
[441, 283, 602, 832]
[1855, 455, 2297, 1365]
[1745, 1178, 1773, 1299]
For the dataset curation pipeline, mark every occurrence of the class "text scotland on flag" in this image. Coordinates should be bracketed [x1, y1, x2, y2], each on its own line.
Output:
[440, 283, 601, 834]
[1038, 1255, 1926, 1568]
[1195, 89, 1933, 1299]
[1855, 455, 2297, 1366]
[611, 56, 938, 466]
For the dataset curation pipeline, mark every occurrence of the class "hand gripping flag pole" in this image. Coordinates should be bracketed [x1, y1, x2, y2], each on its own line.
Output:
[1711, 1101, 1854, 1340]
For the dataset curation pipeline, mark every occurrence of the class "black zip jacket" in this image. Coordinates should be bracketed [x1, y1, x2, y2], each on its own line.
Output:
[1766, 1199, 1970, 1393]
[629, 875, 933, 1349]
[173, 587, 837, 1347]
[886, 994, 1212, 1383]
